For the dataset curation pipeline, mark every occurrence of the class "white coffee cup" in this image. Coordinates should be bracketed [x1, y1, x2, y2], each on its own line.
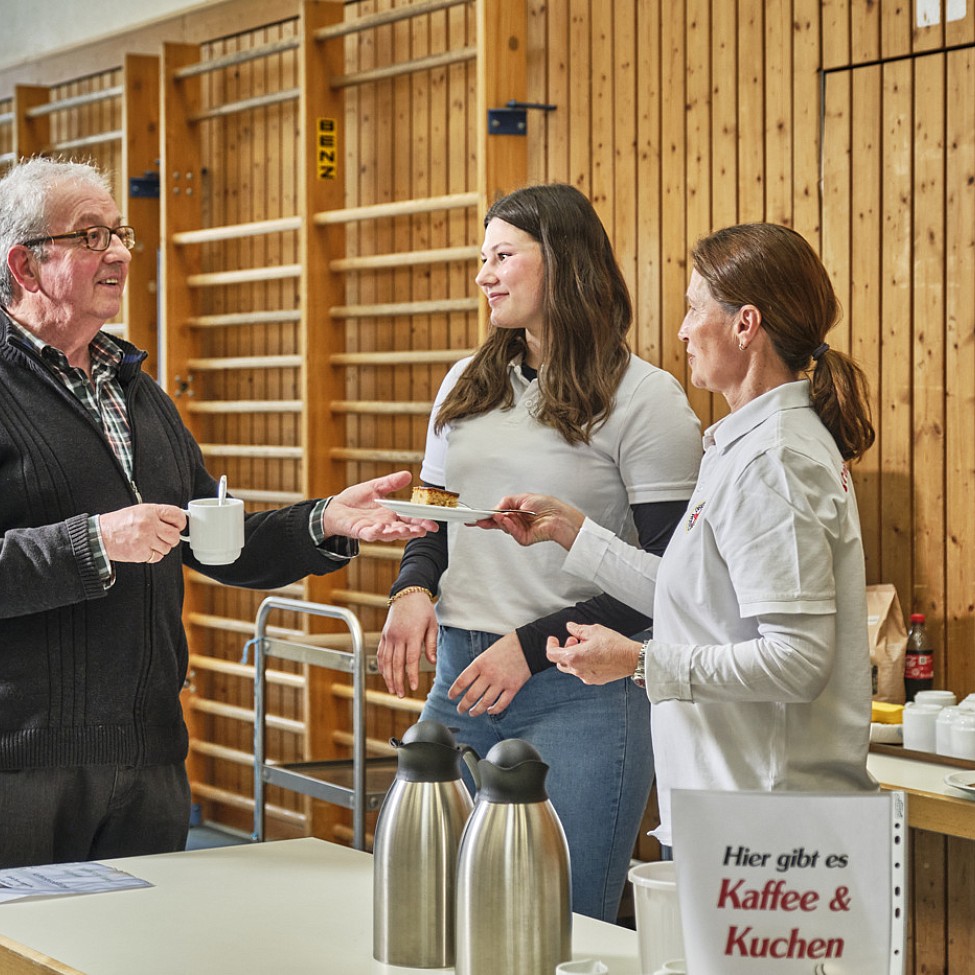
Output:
[653, 962, 687, 975]
[180, 497, 245, 565]
[951, 711, 975, 760]
[902, 703, 942, 752]
[936, 706, 962, 757]
[554, 961, 608, 974]
[914, 689, 957, 709]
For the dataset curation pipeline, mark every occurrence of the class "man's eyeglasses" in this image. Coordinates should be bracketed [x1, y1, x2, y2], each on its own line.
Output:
[20, 225, 137, 252]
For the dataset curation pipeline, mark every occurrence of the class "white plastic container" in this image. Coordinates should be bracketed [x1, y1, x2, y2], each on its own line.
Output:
[652, 962, 687, 975]
[936, 706, 962, 757]
[628, 861, 684, 975]
[902, 702, 943, 752]
[914, 689, 957, 709]
[951, 710, 975, 760]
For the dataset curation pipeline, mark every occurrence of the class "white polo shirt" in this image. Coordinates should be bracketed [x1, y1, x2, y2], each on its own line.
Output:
[421, 354, 702, 635]
[564, 381, 875, 845]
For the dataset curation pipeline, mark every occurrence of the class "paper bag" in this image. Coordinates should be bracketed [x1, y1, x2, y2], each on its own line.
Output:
[866, 584, 907, 704]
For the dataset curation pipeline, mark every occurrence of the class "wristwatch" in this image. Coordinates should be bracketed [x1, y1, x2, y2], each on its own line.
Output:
[631, 639, 649, 688]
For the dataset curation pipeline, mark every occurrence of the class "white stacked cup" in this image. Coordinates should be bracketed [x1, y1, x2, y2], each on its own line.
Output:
[951, 711, 975, 760]
[936, 707, 962, 757]
[902, 703, 943, 752]
[628, 861, 684, 975]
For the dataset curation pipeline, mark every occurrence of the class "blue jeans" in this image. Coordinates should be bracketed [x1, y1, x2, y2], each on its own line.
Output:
[421, 626, 654, 922]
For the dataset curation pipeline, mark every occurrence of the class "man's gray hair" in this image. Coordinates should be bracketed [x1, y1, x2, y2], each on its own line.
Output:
[0, 157, 112, 307]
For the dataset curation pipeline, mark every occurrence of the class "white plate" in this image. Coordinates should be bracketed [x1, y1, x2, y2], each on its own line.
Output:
[378, 499, 504, 522]
[943, 770, 975, 797]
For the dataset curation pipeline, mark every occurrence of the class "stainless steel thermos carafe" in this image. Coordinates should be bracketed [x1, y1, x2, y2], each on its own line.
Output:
[372, 720, 474, 968]
[455, 738, 572, 975]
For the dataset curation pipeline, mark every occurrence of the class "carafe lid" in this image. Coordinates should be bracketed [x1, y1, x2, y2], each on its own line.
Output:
[390, 720, 465, 783]
[476, 738, 550, 804]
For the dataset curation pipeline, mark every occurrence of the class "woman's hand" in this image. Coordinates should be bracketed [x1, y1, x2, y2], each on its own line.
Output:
[377, 592, 439, 697]
[477, 493, 585, 551]
[546, 622, 642, 685]
[448, 632, 531, 716]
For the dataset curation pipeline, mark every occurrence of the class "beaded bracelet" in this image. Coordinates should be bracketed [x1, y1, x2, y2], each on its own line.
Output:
[386, 586, 435, 607]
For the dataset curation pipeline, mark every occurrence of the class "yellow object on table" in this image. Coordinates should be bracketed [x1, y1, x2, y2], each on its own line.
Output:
[872, 701, 905, 724]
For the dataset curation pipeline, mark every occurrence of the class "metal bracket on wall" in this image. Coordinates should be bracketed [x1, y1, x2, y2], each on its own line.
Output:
[487, 100, 557, 136]
[129, 170, 160, 199]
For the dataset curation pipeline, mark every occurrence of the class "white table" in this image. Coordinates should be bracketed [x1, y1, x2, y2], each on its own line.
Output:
[0, 838, 640, 975]
[867, 749, 975, 840]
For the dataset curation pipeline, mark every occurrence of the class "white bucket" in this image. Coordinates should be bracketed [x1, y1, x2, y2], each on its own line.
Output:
[628, 861, 684, 975]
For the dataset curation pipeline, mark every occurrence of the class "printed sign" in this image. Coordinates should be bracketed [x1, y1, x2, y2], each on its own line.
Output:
[317, 118, 338, 180]
[671, 790, 906, 974]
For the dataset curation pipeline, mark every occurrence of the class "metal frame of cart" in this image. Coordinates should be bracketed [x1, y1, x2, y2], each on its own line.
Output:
[251, 596, 397, 850]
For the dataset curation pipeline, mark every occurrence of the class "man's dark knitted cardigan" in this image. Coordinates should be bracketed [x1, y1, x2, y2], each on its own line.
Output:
[1, 311, 340, 771]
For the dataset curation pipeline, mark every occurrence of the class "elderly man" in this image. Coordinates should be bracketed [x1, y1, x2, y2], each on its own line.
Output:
[0, 157, 432, 868]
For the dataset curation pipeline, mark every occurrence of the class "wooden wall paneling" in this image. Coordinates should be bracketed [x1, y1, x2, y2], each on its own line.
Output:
[946, 835, 975, 973]
[736, 0, 765, 221]
[683, 0, 714, 424]
[710, 0, 738, 233]
[660, 0, 688, 392]
[821, 71, 852, 363]
[13, 85, 50, 160]
[821, 0, 851, 71]
[912, 829, 949, 974]
[880, 0, 915, 60]
[566, 0, 590, 194]
[344, 0, 375, 664]
[911, 52, 946, 652]
[946, 0, 975, 44]
[850, 0, 881, 63]
[764, 0, 793, 228]
[944, 47, 975, 697]
[161, 40, 208, 798]
[122, 54, 161, 371]
[525, 0, 552, 184]
[589, 0, 613, 230]
[913, 0, 947, 53]
[792, 0, 822, 243]
[538, 0, 567, 184]
[634, 0, 662, 368]
[879, 58, 914, 608]
[612, 1, 638, 308]
[477, 0, 528, 214]
[302, 0, 348, 843]
[850, 65, 883, 579]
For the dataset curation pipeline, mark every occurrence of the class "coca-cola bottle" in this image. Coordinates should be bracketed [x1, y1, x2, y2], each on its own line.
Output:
[904, 613, 934, 702]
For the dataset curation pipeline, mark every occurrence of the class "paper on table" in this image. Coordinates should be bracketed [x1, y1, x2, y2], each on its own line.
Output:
[0, 861, 151, 903]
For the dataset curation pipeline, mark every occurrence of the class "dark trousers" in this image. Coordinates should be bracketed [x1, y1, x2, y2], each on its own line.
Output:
[0, 763, 190, 869]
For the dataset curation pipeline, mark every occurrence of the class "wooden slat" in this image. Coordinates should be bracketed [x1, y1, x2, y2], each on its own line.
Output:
[911, 54, 946, 653]
[331, 47, 475, 88]
[313, 191, 477, 224]
[188, 781, 306, 825]
[329, 244, 477, 270]
[186, 264, 302, 287]
[878, 58, 914, 618]
[850, 65, 882, 579]
[173, 216, 302, 244]
[315, 0, 470, 40]
[330, 297, 476, 317]
[331, 399, 432, 414]
[944, 48, 975, 698]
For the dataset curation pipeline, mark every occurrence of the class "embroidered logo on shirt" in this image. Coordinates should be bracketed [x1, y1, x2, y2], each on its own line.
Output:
[686, 501, 706, 531]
